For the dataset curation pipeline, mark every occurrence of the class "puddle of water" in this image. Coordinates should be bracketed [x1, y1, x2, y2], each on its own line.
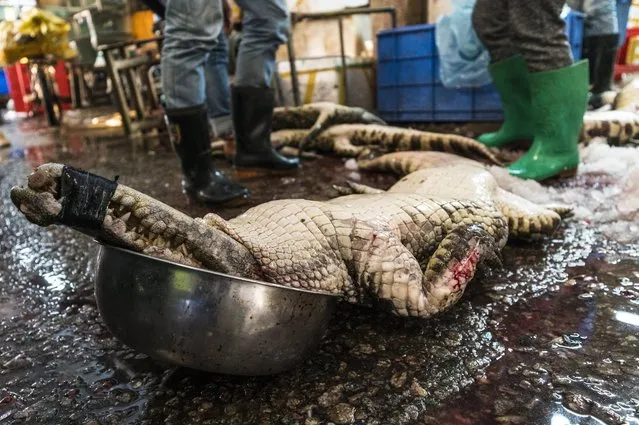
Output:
[422, 252, 639, 425]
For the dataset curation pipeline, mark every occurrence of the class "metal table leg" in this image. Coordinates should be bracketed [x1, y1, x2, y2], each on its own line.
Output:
[103, 49, 133, 136]
[286, 7, 396, 107]
[337, 17, 348, 105]
[119, 47, 145, 121]
[286, 37, 301, 106]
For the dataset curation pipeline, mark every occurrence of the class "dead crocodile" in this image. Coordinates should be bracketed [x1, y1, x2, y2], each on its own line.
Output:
[334, 151, 571, 240]
[209, 103, 386, 158]
[11, 163, 508, 318]
[272, 102, 386, 152]
[271, 124, 504, 165]
[612, 76, 639, 113]
[580, 111, 639, 146]
[270, 102, 637, 149]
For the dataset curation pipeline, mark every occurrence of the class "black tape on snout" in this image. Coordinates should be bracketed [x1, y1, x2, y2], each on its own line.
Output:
[58, 165, 118, 229]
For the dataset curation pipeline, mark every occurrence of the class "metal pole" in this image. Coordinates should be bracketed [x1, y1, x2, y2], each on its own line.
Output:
[287, 31, 301, 106]
[103, 49, 132, 136]
[119, 46, 145, 120]
[293, 7, 397, 28]
[337, 17, 348, 105]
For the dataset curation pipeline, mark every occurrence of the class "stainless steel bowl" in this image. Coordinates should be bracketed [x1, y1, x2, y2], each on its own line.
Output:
[94, 242, 339, 376]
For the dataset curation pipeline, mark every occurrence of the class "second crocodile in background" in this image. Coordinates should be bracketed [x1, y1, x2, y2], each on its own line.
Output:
[271, 124, 504, 165]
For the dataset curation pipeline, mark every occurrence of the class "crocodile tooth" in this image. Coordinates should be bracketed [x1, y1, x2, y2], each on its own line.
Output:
[180, 244, 188, 257]
[120, 212, 131, 222]
[113, 220, 126, 235]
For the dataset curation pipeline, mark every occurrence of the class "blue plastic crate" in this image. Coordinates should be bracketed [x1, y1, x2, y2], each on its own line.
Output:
[376, 11, 586, 122]
[617, 0, 632, 47]
[565, 10, 585, 60]
[0, 69, 8, 97]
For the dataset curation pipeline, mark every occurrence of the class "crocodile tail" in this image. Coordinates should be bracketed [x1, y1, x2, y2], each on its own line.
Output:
[581, 120, 618, 144]
[329, 106, 386, 127]
[401, 132, 503, 166]
[271, 129, 309, 149]
[444, 135, 504, 165]
[357, 151, 479, 176]
[359, 109, 387, 126]
[616, 119, 639, 145]
[356, 157, 384, 172]
[581, 115, 639, 146]
[356, 153, 417, 176]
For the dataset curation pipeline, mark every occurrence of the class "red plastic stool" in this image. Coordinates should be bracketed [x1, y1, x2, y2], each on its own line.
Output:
[614, 26, 639, 80]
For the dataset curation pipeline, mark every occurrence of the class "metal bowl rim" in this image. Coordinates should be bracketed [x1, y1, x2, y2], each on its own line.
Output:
[95, 240, 342, 298]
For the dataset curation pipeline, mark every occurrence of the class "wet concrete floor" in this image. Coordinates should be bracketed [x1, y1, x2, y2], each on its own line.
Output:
[0, 114, 638, 425]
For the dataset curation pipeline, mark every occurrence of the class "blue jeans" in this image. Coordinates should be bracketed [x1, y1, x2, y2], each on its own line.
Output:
[205, 31, 233, 135]
[162, 0, 289, 125]
[567, 0, 619, 36]
[234, 0, 290, 87]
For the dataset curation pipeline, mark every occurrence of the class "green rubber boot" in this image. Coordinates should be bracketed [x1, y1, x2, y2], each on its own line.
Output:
[507, 60, 589, 181]
[478, 55, 535, 148]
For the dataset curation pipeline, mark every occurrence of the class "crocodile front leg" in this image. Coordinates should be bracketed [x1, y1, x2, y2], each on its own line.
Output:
[332, 181, 385, 197]
[297, 105, 387, 155]
[493, 189, 562, 240]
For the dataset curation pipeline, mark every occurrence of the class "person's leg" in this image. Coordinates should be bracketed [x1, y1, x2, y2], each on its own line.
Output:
[162, 0, 248, 203]
[472, 0, 534, 147]
[205, 30, 234, 138]
[233, 0, 289, 87]
[230, 0, 299, 170]
[472, 0, 518, 63]
[510, 0, 574, 71]
[582, 0, 619, 108]
[506, 0, 589, 181]
[162, 0, 222, 108]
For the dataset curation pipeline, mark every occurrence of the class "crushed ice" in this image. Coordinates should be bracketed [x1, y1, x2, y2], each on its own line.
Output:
[489, 138, 639, 243]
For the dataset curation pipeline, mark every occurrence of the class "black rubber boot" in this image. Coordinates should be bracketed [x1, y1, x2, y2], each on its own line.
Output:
[584, 34, 619, 109]
[231, 85, 300, 170]
[164, 104, 249, 205]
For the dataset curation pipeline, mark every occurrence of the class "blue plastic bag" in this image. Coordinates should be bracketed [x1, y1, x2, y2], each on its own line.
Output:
[435, 0, 492, 88]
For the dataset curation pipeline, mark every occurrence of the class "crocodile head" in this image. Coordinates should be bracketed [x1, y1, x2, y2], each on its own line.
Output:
[10, 163, 262, 278]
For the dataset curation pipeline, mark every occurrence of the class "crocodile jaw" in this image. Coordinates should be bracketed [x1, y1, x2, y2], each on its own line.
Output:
[10, 163, 197, 265]
[11, 163, 263, 277]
